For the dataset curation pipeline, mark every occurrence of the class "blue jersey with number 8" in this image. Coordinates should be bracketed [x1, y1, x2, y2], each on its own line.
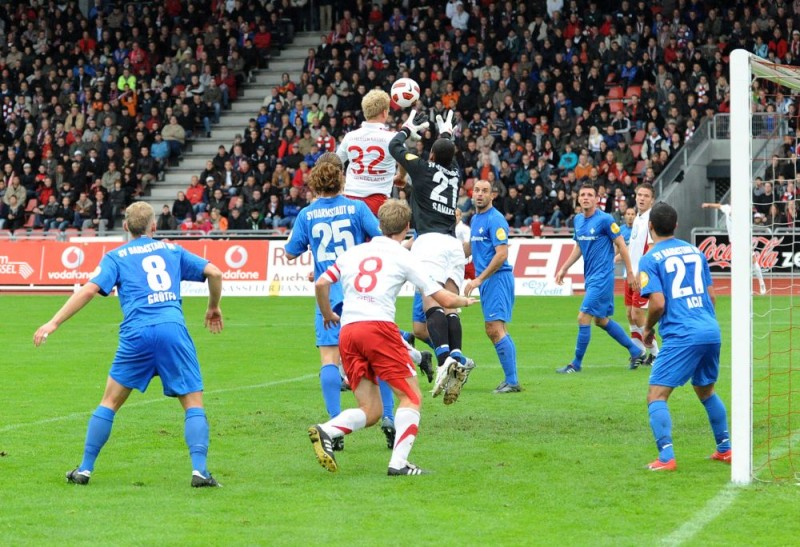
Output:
[638, 237, 720, 344]
[90, 237, 208, 334]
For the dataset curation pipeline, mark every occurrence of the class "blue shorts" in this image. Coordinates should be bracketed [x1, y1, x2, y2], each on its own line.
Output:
[649, 341, 721, 388]
[580, 283, 614, 318]
[479, 270, 514, 323]
[110, 323, 203, 397]
[315, 300, 343, 347]
[412, 291, 426, 324]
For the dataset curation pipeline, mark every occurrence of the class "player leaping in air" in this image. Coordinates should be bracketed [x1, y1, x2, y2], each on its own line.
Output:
[389, 110, 475, 404]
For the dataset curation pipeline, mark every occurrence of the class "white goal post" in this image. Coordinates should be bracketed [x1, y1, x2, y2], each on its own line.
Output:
[729, 49, 753, 485]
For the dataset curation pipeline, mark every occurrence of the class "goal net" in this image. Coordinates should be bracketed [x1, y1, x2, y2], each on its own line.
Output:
[731, 51, 800, 483]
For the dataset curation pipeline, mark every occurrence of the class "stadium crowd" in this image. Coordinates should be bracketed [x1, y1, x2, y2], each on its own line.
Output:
[0, 0, 797, 234]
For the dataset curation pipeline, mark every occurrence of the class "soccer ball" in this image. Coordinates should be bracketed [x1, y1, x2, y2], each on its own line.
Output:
[391, 78, 420, 108]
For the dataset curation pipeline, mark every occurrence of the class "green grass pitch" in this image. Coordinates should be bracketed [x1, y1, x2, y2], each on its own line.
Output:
[1, 294, 798, 545]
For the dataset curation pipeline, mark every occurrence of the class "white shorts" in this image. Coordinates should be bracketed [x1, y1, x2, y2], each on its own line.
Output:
[411, 232, 466, 286]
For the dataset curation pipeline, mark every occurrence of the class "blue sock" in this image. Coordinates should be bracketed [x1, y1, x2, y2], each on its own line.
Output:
[434, 345, 450, 366]
[648, 400, 675, 462]
[400, 330, 414, 344]
[601, 319, 641, 357]
[184, 407, 209, 474]
[495, 335, 518, 385]
[378, 379, 394, 419]
[702, 394, 731, 451]
[79, 405, 116, 472]
[572, 324, 591, 368]
[422, 337, 435, 349]
[449, 350, 467, 365]
[319, 364, 342, 418]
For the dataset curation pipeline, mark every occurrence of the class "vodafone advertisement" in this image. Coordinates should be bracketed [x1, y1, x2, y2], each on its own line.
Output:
[1, 238, 581, 295]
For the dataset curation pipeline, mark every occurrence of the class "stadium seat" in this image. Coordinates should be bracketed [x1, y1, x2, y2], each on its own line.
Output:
[23, 214, 36, 229]
[630, 144, 642, 158]
[605, 72, 617, 85]
[82, 228, 96, 237]
[634, 160, 646, 176]
[633, 129, 646, 143]
[625, 86, 641, 99]
[25, 198, 38, 212]
[64, 228, 80, 239]
[609, 101, 625, 113]
[608, 86, 624, 100]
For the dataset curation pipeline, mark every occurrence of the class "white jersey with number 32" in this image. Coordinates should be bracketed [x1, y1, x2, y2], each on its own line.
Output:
[337, 122, 398, 198]
[322, 237, 442, 325]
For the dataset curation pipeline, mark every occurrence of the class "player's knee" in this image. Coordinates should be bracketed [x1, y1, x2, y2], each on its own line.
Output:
[484, 322, 504, 343]
[363, 403, 383, 426]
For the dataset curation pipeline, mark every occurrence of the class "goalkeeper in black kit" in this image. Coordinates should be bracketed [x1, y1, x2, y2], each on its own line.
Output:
[389, 110, 475, 405]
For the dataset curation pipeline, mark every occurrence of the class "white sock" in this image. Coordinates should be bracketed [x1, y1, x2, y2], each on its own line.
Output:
[388, 407, 420, 470]
[401, 336, 422, 364]
[320, 408, 367, 438]
[753, 263, 765, 282]
[630, 325, 646, 352]
[647, 338, 659, 357]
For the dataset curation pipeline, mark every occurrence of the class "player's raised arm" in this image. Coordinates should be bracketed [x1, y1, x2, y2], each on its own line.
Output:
[33, 282, 102, 346]
[701, 202, 721, 209]
[203, 263, 224, 334]
[431, 287, 477, 310]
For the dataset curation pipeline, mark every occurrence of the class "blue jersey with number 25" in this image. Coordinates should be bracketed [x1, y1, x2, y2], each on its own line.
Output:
[638, 237, 720, 344]
[90, 237, 208, 334]
[285, 195, 381, 305]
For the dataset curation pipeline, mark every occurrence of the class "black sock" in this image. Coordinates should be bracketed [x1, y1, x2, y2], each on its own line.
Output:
[446, 312, 463, 354]
[425, 307, 450, 366]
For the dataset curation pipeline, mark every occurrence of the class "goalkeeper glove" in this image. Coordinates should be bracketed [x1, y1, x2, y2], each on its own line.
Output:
[434, 110, 454, 139]
[401, 109, 429, 142]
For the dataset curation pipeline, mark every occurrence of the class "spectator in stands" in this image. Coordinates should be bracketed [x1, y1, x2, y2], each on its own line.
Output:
[186, 176, 206, 214]
[157, 204, 178, 231]
[3, 194, 24, 232]
[172, 191, 193, 222]
[83, 190, 113, 233]
[161, 115, 186, 160]
[228, 206, 248, 230]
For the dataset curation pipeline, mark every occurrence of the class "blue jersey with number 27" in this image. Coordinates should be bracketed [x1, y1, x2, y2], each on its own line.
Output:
[638, 237, 720, 344]
[90, 237, 209, 334]
[285, 195, 381, 305]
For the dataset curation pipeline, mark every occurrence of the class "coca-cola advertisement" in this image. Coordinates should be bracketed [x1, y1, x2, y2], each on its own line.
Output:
[693, 232, 800, 273]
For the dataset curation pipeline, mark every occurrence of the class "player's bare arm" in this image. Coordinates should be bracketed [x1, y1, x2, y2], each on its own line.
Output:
[431, 287, 478, 309]
[33, 282, 102, 346]
[464, 244, 508, 297]
[701, 202, 721, 209]
[556, 244, 583, 285]
[614, 235, 637, 290]
[642, 291, 665, 345]
[203, 263, 224, 334]
[314, 276, 339, 328]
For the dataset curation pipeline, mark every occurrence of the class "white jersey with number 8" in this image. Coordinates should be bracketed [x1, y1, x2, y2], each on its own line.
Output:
[337, 122, 398, 198]
[321, 236, 442, 325]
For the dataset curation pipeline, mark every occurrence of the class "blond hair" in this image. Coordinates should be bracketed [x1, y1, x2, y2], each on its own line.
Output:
[308, 161, 343, 196]
[125, 202, 155, 236]
[378, 198, 411, 236]
[361, 90, 390, 121]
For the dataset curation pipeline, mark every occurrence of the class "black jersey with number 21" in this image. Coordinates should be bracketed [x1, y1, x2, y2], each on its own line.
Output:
[389, 132, 460, 237]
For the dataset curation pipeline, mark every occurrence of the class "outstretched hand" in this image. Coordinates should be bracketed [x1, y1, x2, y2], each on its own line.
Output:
[205, 306, 224, 334]
[463, 278, 481, 297]
[434, 110, 454, 136]
[402, 109, 429, 142]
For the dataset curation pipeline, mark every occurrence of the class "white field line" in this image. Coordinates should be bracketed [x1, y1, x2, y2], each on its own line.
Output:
[0, 373, 316, 434]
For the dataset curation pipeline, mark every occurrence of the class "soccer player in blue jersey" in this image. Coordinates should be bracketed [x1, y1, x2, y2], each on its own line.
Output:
[33, 202, 224, 487]
[464, 180, 520, 393]
[555, 182, 645, 373]
[284, 161, 387, 444]
[639, 202, 730, 471]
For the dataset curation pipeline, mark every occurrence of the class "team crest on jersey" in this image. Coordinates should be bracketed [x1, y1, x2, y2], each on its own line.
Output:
[639, 271, 649, 288]
[405, 153, 418, 161]
[495, 227, 507, 241]
[611, 222, 620, 234]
